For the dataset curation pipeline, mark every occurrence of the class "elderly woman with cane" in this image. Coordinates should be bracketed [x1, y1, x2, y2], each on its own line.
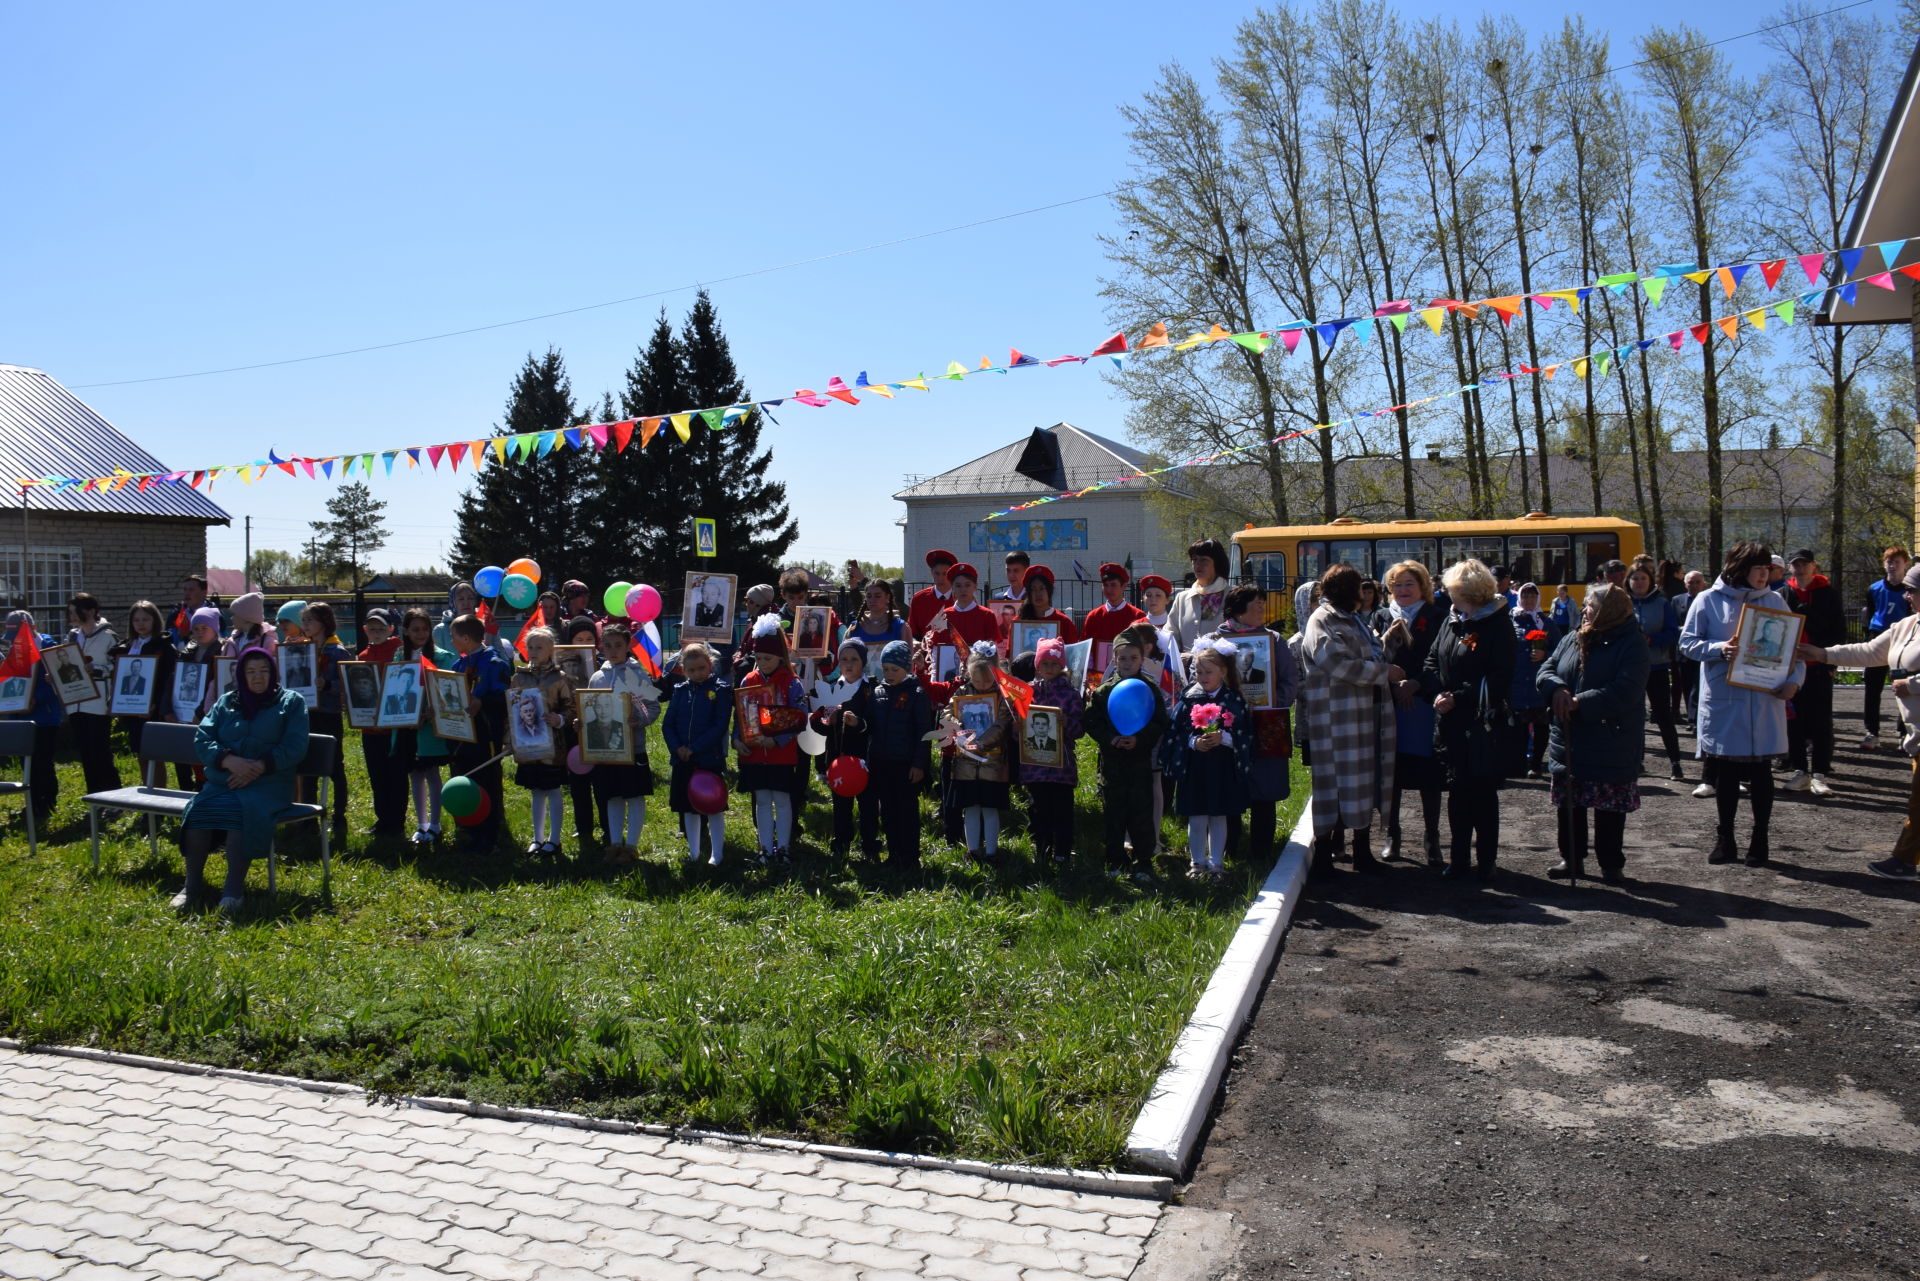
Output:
[171, 647, 310, 914]
[1536, 584, 1648, 885]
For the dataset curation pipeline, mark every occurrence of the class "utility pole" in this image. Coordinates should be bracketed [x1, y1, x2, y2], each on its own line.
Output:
[243, 515, 252, 595]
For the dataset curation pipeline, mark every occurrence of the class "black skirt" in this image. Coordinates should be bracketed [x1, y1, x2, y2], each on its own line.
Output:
[945, 775, 1011, 811]
[738, 760, 806, 796]
[1174, 745, 1247, 817]
[668, 758, 721, 814]
[515, 758, 568, 790]
[592, 759, 656, 801]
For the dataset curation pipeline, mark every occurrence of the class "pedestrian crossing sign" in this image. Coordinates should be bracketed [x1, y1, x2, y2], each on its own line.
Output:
[693, 517, 717, 558]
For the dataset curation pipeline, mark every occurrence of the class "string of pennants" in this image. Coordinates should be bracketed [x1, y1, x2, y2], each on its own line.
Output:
[981, 258, 1906, 520]
[22, 237, 1913, 496]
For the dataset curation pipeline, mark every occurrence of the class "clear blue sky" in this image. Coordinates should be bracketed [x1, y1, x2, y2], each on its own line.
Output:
[0, 1, 1838, 577]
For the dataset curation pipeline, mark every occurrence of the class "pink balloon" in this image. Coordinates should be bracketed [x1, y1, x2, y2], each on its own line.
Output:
[566, 745, 593, 775]
[625, 583, 662, 624]
[687, 769, 728, 816]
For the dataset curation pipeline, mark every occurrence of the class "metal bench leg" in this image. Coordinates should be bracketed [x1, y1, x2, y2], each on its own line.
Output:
[89, 807, 100, 872]
[22, 758, 34, 857]
[147, 814, 158, 860]
[321, 779, 332, 887]
[267, 842, 276, 895]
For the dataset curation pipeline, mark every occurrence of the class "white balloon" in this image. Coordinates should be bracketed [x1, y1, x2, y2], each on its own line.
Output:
[796, 724, 828, 756]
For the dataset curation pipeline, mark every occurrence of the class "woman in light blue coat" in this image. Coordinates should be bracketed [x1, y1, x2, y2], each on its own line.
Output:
[1679, 541, 1803, 867]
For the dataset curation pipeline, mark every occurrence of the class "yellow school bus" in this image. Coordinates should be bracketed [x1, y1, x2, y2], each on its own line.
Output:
[1232, 514, 1646, 623]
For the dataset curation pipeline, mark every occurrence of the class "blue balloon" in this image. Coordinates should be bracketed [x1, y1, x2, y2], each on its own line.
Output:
[474, 565, 505, 598]
[1108, 678, 1155, 738]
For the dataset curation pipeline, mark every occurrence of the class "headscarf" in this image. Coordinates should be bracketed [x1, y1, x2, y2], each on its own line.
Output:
[233, 646, 282, 718]
[1578, 584, 1636, 666]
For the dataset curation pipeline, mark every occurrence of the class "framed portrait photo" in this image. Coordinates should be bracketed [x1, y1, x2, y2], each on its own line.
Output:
[682, 571, 738, 642]
[278, 644, 318, 709]
[948, 691, 1000, 760]
[168, 663, 207, 724]
[375, 660, 424, 729]
[1018, 703, 1065, 768]
[788, 605, 833, 659]
[428, 669, 476, 743]
[0, 671, 34, 715]
[109, 655, 159, 717]
[507, 687, 556, 762]
[215, 657, 238, 700]
[1009, 619, 1059, 658]
[553, 644, 597, 691]
[1729, 604, 1805, 692]
[989, 600, 1021, 635]
[1062, 639, 1093, 696]
[341, 661, 382, 729]
[41, 643, 97, 710]
[1216, 633, 1277, 709]
[576, 687, 633, 764]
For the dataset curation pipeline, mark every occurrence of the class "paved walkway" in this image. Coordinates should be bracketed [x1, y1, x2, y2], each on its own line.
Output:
[0, 1050, 1162, 1281]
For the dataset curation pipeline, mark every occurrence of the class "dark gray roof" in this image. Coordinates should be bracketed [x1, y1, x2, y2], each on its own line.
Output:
[0, 365, 231, 523]
[1821, 36, 1920, 326]
[893, 422, 1186, 500]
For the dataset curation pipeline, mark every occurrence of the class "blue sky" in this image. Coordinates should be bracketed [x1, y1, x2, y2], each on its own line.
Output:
[0, 1, 1842, 576]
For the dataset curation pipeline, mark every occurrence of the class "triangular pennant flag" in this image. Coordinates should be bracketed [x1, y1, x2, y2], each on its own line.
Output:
[943, 362, 967, 381]
[1746, 308, 1766, 331]
[1388, 313, 1408, 333]
[320, 459, 334, 479]
[1865, 271, 1896, 290]
[1009, 348, 1039, 367]
[1230, 331, 1273, 354]
[1542, 364, 1559, 380]
[1109, 354, 1125, 371]
[1044, 354, 1088, 366]
[469, 440, 487, 468]
[238, 467, 255, 486]
[639, 418, 661, 449]
[791, 389, 830, 406]
[534, 433, 554, 459]
[1727, 263, 1753, 291]
[1595, 351, 1612, 377]
[854, 371, 894, 398]
[1173, 331, 1210, 352]
[1760, 259, 1786, 289]
[1138, 321, 1170, 349]
[1668, 330, 1685, 351]
[1090, 332, 1127, 356]
[1350, 317, 1375, 345]
[1598, 272, 1638, 292]
[1532, 294, 1555, 311]
[1279, 329, 1303, 355]
[405, 448, 421, 468]
[1798, 253, 1826, 284]
[427, 444, 446, 470]
[1878, 239, 1907, 270]
[1837, 282, 1859, 306]
[1637, 338, 1657, 352]
[1690, 323, 1712, 345]
[1716, 315, 1739, 339]
[1419, 308, 1446, 334]
[491, 437, 509, 463]
[825, 376, 859, 404]
[901, 375, 930, 391]
[670, 413, 692, 443]
[1840, 247, 1866, 278]
[561, 428, 583, 450]
[1898, 263, 1920, 282]
[509, 435, 531, 460]
[447, 446, 463, 472]
[1642, 276, 1669, 305]
[1681, 270, 1713, 285]
[1203, 324, 1232, 342]
[613, 421, 635, 452]
[1315, 321, 1346, 350]
[1485, 296, 1523, 324]
[1716, 267, 1737, 297]
[586, 423, 609, 449]
[978, 356, 994, 371]
[1573, 357, 1589, 379]
[699, 408, 725, 431]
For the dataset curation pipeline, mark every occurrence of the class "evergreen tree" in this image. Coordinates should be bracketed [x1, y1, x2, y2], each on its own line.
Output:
[310, 482, 388, 587]
[451, 350, 597, 579]
[584, 311, 686, 586]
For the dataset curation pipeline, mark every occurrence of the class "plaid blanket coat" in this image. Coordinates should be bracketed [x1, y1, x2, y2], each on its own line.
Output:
[1298, 603, 1397, 834]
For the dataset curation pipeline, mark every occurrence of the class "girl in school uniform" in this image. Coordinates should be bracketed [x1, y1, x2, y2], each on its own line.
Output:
[1162, 640, 1254, 879]
[108, 600, 177, 758]
[511, 626, 577, 858]
[65, 592, 121, 795]
[664, 641, 731, 866]
[300, 603, 353, 839]
[813, 636, 877, 858]
[587, 624, 660, 866]
[395, 607, 457, 846]
[1021, 637, 1084, 868]
[734, 615, 810, 865]
[943, 642, 1016, 866]
[562, 613, 604, 846]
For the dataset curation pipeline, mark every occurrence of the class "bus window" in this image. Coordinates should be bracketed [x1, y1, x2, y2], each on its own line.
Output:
[1440, 537, 1505, 570]
[1373, 538, 1438, 581]
[1507, 534, 1571, 586]
[1579, 533, 1622, 582]
[1330, 541, 1371, 574]
[1297, 541, 1326, 588]
[1244, 552, 1286, 591]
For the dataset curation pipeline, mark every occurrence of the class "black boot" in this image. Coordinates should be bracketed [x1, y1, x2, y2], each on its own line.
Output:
[1708, 830, 1738, 864]
[1351, 829, 1382, 874]
[1745, 832, 1770, 867]
[1310, 832, 1339, 875]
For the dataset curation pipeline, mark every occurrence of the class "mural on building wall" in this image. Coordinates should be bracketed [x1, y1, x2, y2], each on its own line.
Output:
[968, 519, 1088, 553]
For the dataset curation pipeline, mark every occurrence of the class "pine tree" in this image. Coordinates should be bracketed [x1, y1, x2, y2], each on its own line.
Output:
[451, 349, 597, 579]
[309, 482, 388, 587]
[585, 311, 687, 587]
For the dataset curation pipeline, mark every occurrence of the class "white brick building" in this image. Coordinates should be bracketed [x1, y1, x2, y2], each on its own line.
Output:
[895, 423, 1192, 607]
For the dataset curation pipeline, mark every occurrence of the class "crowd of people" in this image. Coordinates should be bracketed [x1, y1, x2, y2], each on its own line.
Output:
[5, 534, 1918, 914]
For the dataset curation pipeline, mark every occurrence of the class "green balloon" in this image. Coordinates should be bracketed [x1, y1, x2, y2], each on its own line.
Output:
[603, 581, 634, 616]
[501, 573, 538, 609]
[441, 776, 481, 818]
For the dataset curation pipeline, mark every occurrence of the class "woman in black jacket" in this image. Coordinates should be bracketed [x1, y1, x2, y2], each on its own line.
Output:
[1536, 584, 1649, 885]
[1376, 560, 1450, 864]
[1421, 560, 1517, 879]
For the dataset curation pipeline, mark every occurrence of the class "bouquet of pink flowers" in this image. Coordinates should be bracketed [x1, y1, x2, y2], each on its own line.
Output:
[1190, 702, 1235, 732]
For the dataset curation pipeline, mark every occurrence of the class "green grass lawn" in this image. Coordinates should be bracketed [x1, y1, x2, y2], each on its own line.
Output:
[0, 730, 1303, 1169]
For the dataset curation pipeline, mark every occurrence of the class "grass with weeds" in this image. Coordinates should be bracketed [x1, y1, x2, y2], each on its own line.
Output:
[0, 731, 1303, 1168]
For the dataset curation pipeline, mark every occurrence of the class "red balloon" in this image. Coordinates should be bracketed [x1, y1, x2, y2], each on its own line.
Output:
[827, 755, 868, 798]
[687, 769, 728, 816]
[453, 788, 493, 827]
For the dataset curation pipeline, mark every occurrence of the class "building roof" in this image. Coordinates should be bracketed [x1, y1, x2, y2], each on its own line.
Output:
[1821, 37, 1920, 327]
[0, 365, 231, 523]
[892, 422, 1186, 501]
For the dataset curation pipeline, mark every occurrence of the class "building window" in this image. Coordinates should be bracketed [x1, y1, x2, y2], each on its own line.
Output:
[0, 545, 83, 615]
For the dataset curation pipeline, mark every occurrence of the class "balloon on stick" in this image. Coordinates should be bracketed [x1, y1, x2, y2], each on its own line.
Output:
[603, 582, 634, 617]
[506, 557, 542, 584]
[625, 583, 662, 625]
[441, 775, 482, 818]
[1107, 678, 1155, 738]
[501, 573, 538, 609]
[453, 788, 492, 828]
[473, 566, 505, 598]
[687, 769, 728, 816]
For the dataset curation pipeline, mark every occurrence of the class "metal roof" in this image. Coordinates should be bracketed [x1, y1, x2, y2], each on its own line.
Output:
[1820, 36, 1920, 326]
[892, 422, 1189, 500]
[0, 365, 231, 523]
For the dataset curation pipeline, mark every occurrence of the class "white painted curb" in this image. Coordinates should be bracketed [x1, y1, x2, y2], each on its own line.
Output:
[1124, 805, 1314, 1176]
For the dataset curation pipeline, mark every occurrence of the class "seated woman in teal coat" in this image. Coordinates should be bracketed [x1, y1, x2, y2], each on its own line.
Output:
[172, 646, 310, 914]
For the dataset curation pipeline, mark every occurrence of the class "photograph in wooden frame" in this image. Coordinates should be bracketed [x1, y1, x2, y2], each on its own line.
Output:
[109, 655, 159, 717]
[1018, 703, 1064, 768]
[341, 662, 382, 729]
[41, 643, 97, 710]
[576, 688, 634, 764]
[1727, 603, 1805, 692]
[375, 661, 425, 729]
[428, 669, 477, 743]
[0, 672, 33, 715]
[278, 644, 318, 709]
[1009, 619, 1060, 659]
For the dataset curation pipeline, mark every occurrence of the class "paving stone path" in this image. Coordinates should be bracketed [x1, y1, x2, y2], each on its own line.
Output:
[0, 1050, 1163, 1281]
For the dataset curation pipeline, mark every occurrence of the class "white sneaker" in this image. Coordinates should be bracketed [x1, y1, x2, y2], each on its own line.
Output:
[169, 890, 193, 910]
[1858, 734, 1879, 750]
[1783, 770, 1811, 792]
[1692, 783, 1717, 799]
[217, 895, 244, 916]
[1808, 774, 1833, 797]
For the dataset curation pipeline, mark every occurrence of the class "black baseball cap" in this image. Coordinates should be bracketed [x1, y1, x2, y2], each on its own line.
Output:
[1788, 548, 1816, 565]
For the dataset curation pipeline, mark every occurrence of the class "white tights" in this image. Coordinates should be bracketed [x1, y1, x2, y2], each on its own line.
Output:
[410, 768, 442, 831]
[752, 790, 794, 852]
[682, 813, 726, 864]
[963, 806, 1002, 855]
[1187, 815, 1228, 869]
[530, 788, 565, 845]
[606, 796, 644, 846]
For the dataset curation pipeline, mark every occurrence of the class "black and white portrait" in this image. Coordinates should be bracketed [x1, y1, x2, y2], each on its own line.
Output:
[682, 572, 737, 641]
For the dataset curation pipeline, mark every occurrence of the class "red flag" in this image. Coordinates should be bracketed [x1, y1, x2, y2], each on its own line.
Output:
[514, 604, 546, 660]
[1090, 331, 1127, 357]
[474, 599, 499, 637]
[994, 668, 1034, 719]
[0, 621, 41, 682]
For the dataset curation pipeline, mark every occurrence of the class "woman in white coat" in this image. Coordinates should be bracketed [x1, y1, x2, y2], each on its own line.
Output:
[1679, 541, 1803, 868]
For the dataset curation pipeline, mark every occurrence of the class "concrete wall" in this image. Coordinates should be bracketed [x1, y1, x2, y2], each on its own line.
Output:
[901, 490, 1189, 597]
[6, 512, 212, 614]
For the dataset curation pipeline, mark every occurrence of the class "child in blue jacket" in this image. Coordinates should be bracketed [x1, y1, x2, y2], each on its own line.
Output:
[664, 640, 733, 865]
